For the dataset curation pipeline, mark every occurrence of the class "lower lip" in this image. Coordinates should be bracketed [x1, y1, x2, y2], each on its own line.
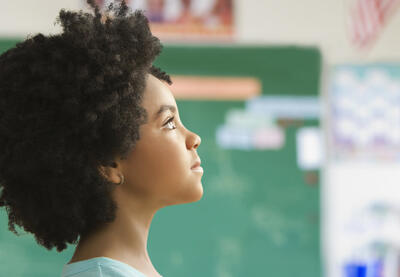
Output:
[191, 166, 203, 173]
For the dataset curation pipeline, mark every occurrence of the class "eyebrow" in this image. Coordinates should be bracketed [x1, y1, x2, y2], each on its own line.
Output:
[153, 104, 176, 121]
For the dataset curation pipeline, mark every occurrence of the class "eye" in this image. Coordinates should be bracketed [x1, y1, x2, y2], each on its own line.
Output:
[164, 116, 177, 130]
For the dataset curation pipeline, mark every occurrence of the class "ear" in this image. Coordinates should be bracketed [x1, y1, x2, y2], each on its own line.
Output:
[98, 162, 122, 184]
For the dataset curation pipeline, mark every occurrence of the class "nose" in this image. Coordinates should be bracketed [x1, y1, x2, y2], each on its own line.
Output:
[186, 130, 201, 150]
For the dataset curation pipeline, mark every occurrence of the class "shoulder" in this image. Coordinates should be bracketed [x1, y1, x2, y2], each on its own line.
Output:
[100, 263, 144, 277]
[61, 257, 147, 277]
[61, 265, 140, 277]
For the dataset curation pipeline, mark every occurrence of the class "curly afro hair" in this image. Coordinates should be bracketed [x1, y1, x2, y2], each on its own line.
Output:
[0, 0, 172, 252]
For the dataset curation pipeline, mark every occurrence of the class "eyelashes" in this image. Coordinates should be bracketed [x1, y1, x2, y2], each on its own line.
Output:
[164, 116, 177, 130]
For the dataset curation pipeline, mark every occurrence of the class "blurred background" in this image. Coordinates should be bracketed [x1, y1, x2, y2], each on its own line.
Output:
[1, 0, 400, 276]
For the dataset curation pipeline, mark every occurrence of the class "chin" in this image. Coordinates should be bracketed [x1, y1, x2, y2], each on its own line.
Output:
[181, 182, 204, 204]
[191, 182, 204, 202]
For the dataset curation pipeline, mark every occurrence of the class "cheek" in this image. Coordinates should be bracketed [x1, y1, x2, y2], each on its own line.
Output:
[152, 141, 189, 181]
[128, 137, 189, 190]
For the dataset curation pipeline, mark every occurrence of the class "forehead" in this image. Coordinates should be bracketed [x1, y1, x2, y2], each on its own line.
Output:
[142, 74, 176, 114]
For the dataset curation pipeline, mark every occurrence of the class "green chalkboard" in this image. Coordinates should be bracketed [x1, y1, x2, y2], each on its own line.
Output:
[0, 41, 321, 277]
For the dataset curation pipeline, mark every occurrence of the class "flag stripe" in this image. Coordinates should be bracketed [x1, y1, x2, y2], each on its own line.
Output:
[373, 0, 384, 23]
[360, 0, 373, 37]
[349, 0, 400, 48]
[365, 0, 380, 32]
[357, 0, 368, 46]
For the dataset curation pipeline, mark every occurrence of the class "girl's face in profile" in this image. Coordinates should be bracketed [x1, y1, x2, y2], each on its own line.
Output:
[117, 74, 203, 207]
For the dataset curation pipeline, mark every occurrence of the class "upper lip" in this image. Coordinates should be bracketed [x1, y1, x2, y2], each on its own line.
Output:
[191, 159, 201, 169]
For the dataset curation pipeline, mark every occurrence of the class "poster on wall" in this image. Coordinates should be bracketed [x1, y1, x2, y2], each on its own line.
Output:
[329, 64, 400, 163]
[85, 0, 234, 42]
[325, 63, 400, 277]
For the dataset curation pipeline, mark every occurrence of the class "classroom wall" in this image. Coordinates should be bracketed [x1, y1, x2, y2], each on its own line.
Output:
[1, 1, 399, 276]
[235, 0, 400, 63]
[0, 0, 399, 63]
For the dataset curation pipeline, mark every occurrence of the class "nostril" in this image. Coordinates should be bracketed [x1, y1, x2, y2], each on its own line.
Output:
[195, 135, 201, 148]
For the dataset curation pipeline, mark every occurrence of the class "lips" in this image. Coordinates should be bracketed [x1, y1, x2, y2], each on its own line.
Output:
[191, 159, 201, 169]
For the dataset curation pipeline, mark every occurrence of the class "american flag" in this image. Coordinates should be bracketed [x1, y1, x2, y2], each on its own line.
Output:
[348, 0, 400, 48]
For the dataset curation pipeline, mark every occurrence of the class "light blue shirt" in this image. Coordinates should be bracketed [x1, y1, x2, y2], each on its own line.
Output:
[61, 257, 162, 277]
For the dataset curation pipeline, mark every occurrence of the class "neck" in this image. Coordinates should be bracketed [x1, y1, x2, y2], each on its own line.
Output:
[69, 190, 162, 276]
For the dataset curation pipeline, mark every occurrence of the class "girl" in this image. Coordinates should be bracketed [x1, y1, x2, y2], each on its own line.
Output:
[0, 1, 203, 276]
